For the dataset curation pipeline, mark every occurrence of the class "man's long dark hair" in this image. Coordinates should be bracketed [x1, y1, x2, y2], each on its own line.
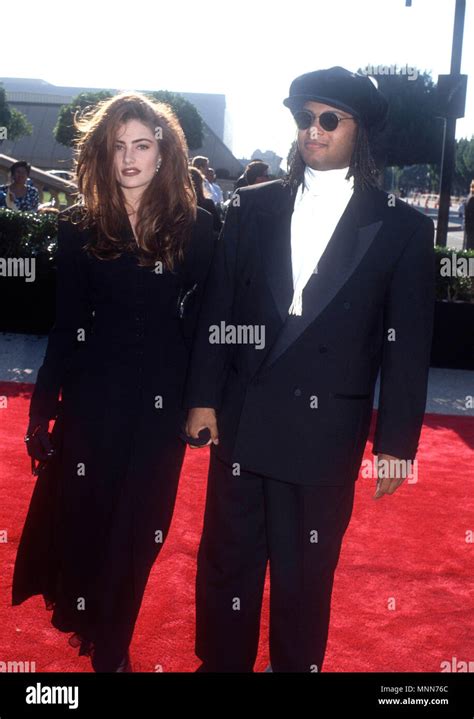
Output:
[285, 122, 382, 196]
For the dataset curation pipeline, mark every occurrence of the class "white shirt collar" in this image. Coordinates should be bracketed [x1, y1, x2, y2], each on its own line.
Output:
[302, 165, 354, 195]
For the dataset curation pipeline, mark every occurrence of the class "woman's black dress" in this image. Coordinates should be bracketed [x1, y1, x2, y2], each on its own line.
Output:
[12, 206, 215, 671]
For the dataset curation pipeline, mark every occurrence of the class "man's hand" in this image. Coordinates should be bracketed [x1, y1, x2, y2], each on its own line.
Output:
[185, 408, 219, 448]
[374, 453, 408, 499]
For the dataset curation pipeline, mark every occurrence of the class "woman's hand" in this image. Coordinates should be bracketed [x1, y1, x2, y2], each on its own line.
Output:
[24, 418, 55, 462]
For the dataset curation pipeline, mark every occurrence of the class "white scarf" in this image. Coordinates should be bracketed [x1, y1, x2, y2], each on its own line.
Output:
[288, 165, 354, 316]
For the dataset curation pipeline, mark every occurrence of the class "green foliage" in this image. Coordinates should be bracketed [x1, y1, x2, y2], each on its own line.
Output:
[0, 209, 58, 275]
[359, 69, 444, 167]
[455, 137, 474, 193]
[434, 246, 474, 302]
[386, 163, 440, 193]
[147, 90, 203, 150]
[53, 90, 114, 147]
[0, 86, 12, 130]
[386, 139, 474, 195]
[0, 84, 32, 142]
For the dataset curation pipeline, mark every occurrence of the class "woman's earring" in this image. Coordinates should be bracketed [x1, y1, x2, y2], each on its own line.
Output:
[155, 158, 162, 174]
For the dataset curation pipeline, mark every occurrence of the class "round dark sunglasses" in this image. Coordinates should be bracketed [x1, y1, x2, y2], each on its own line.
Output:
[293, 109, 355, 132]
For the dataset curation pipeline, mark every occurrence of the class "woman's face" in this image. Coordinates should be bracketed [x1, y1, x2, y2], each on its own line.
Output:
[114, 119, 160, 194]
[12, 166, 28, 185]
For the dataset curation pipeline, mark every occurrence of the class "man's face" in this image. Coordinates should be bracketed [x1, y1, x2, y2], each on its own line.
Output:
[296, 101, 358, 171]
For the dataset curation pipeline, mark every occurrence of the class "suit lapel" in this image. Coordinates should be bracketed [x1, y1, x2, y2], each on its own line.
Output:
[256, 184, 296, 323]
[257, 184, 384, 373]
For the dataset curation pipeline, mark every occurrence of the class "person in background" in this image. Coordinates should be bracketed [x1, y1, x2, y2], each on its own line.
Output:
[458, 198, 466, 229]
[0, 161, 40, 211]
[205, 167, 224, 206]
[463, 180, 474, 250]
[192, 156, 213, 199]
[190, 166, 222, 235]
[234, 160, 270, 190]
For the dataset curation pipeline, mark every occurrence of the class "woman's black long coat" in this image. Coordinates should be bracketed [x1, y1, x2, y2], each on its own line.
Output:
[12, 206, 215, 670]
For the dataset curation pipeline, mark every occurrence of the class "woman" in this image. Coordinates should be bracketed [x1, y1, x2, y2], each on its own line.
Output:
[12, 92, 215, 672]
[0, 161, 40, 211]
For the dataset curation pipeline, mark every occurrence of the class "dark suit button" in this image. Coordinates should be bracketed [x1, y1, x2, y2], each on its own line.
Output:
[319, 345, 328, 353]
[245, 278, 251, 286]
[294, 388, 302, 397]
[343, 301, 351, 309]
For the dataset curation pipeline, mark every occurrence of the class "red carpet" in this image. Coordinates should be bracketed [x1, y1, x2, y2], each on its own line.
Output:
[1, 381, 473, 672]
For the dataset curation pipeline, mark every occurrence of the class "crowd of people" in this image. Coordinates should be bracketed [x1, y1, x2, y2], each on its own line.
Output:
[0, 153, 274, 221]
[2, 153, 472, 248]
[188, 156, 276, 234]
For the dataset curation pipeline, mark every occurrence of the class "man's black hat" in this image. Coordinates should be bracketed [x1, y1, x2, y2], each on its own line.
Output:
[283, 66, 388, 133]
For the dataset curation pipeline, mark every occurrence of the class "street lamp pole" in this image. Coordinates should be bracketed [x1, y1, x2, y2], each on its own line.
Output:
[435, 0, 466, 247]
[405, 0, 467, 247]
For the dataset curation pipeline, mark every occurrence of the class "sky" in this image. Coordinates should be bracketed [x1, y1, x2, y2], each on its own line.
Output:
[2, 0, 473, 164]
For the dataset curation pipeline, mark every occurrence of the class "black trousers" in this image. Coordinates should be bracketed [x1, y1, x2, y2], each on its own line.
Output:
[195, 449, 356, 672]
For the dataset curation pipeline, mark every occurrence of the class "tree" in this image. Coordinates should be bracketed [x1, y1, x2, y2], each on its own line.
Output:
[53, 91, 114, 147]
[147, 91, 203, 150]
[54, 89, 203, 150]
[386, 163, 439, 193]
[358, 68, 444, 168]
[0, 85, 33, 145]
[455, 137, 474, 194]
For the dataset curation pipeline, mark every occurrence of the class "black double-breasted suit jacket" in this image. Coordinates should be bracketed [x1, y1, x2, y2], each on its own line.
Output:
[185, 178, 435, 486]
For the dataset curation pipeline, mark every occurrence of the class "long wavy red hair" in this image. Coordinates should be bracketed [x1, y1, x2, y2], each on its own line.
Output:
[72, 92, 196, 269]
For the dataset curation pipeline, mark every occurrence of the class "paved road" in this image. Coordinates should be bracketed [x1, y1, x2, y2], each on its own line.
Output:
[409, 204, 466, 250]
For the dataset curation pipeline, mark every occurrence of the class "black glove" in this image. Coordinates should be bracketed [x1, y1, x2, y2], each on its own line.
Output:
[24, 417, 55, 473]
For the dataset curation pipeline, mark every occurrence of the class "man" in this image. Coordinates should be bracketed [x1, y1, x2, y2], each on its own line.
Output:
[184, 66, 435, 672]
[205, 167, 224, 206]
[192, 156, 214, 200]
[234, 160, 270, 190]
